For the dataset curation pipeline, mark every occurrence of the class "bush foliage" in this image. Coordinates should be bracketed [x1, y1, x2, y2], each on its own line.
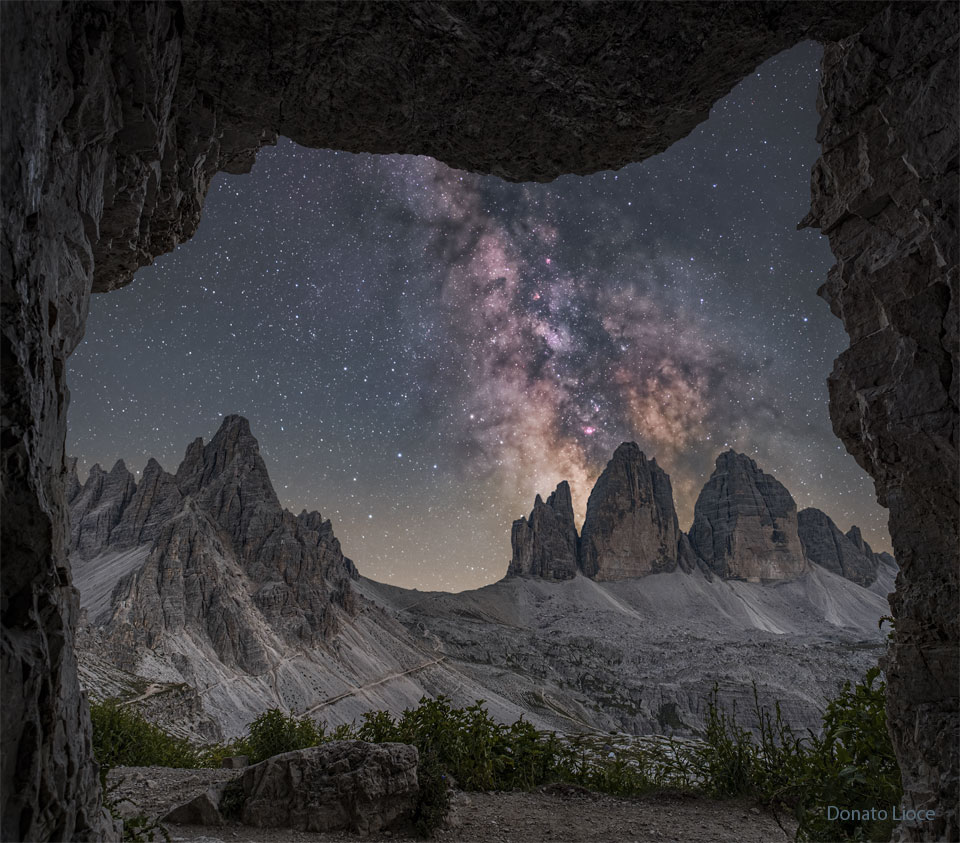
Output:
[91, 667, 901, 841]
[90, 699, 200, 769]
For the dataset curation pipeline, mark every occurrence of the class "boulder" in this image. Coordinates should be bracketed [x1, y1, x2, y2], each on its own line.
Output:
[238, 741, 419, 835]
[162, 783, 228, 826]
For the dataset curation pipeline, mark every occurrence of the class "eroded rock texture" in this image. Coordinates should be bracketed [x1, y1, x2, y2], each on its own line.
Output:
[797, 507, 881, 586]
[72, 416, 357, 674]
[238, 742, 419, 835]
[803, 3, 959, 837]
[688, 451, 808, 582]
[508, 482, 579, 580]
[580, 443, 680, 580]
[1, 0, 953, 839]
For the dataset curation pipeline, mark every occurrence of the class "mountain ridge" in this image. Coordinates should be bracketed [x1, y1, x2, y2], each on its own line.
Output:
[69, 415, 896, 742]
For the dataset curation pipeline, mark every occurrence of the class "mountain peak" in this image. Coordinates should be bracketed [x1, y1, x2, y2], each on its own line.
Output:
[579, 445, 679, 580]
[689, 452, 806, 582]
[715, 449, 757, 472]
[508, 481, 579, 580]
[798, 507, 880, 587]
[218, 414, 252, 435]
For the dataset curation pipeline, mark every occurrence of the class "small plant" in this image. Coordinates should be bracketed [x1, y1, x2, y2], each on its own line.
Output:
[219, 778, 247, 821]
[789, 667, 902, 841]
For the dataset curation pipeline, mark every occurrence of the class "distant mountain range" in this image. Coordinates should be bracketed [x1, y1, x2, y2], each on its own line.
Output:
[69, 415, 896, 742]
[507, 441, 894, 587]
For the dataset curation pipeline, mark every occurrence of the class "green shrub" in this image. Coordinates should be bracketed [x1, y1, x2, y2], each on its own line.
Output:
[789, 667, 902, 841]
[90, 700, 200, 769]
[219, 778, 247, 821]
[90, 669, 902, 843]
[235, 708, 326, 764]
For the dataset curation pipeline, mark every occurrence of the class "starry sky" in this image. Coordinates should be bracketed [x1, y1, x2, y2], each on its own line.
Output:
[68, 42, 891, 592]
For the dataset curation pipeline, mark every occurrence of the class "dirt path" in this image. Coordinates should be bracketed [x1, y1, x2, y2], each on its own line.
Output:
[109, 768, 794, 843]
[119, 682, 165, 707]
[302, 657, 446, 715]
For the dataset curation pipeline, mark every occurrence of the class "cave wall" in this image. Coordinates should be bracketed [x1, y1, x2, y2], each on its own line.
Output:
[805, 3, 959, 838]
[0, 2, 954, 840]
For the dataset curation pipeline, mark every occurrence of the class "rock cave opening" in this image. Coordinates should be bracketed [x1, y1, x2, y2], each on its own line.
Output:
[2, 3, 955, 842]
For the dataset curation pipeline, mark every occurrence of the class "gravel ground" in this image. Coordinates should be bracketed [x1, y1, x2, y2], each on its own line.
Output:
[107, 767, 795, 843]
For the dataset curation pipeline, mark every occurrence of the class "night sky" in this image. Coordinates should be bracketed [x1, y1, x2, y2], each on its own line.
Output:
[68, 42, 891, 592]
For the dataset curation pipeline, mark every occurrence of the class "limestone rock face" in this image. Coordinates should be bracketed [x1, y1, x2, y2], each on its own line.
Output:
[109, 458, 182, 549]
[66, 457, 82, 504]
[70, 460, 137, 560]
[798, 508, 882, 587]
[579, 443, 679, 581]
[803, 3, 959, 835]
[676, 532, 710, 579]
[689, 452, 807, 582]
[78, 416, 357, 673]
[238, 742, 419, 835]
[508, 482, 579, 580]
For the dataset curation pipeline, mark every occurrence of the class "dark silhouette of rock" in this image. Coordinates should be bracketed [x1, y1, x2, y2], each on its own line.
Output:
[689, 451, 807, 582]
[798, 508, 880, 586]
[237, 742, 419, 835]
[579, 443, 679, 581]
[508, 482, 579, 580]
[803, 3, 958, 833]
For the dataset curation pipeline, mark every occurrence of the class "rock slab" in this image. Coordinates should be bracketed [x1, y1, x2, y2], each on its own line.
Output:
[508, 482, 579, 580]
[804, 2, 959, 837]
[797, 507, 880, 587]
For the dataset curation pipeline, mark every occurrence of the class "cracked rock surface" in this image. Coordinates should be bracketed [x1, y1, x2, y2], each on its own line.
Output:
[803, 4, 959, 838]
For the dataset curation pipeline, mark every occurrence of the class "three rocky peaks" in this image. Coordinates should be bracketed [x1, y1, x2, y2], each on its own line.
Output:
[509, 442, 894, 587]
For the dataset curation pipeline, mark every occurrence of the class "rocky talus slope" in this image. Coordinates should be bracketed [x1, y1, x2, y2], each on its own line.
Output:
[73, 417, 895, 744]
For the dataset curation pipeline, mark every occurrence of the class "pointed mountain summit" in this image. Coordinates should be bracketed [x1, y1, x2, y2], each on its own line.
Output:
[175, 414, 281, 553]
[70, 415, 357, 674]
[508, 481, 579, 580]
[688, 451, 806, 581]
[70, 459, 137, 559]
[579, 442, 680, 581]
[109, 458, 182, 549]
[797, 508, 882, 587]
